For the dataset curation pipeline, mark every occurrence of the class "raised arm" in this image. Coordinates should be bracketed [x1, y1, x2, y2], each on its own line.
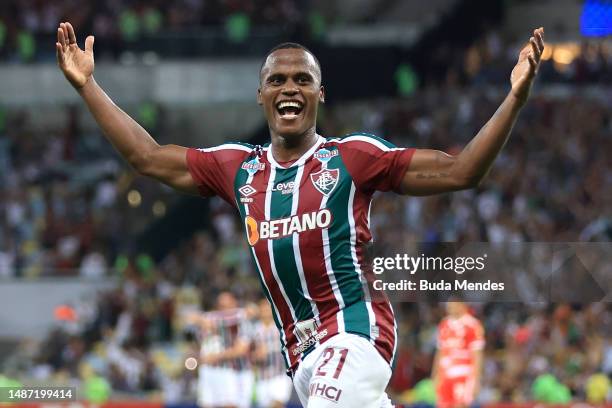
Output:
[400, 28, 545, 196]
[56, 22, 197, 194]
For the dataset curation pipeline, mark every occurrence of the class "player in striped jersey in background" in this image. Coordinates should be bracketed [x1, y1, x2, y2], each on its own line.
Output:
[190, 292, 255, 408]
[252, 298, 294, 408]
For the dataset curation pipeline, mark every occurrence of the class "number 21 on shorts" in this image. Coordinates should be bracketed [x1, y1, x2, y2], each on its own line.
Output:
[315, 347, 349, 379]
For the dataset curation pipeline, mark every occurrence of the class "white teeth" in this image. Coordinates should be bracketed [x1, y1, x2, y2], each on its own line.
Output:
[277, 101, 302, 110]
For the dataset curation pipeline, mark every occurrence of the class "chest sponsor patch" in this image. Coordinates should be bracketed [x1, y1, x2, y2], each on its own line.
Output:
[310, 168, 339, 196]
[313, 148, 338, 164]
[244, 209, 332, 246]
[241, 158, 265, 175]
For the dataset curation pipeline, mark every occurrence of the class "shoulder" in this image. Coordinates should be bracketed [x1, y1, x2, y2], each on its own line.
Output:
[461, 314, 484, 331]
[327, 132, 399, 151]
[327, 132, 397, 150]
[194, 141, 256, 155]
[188, 142, 259, 168]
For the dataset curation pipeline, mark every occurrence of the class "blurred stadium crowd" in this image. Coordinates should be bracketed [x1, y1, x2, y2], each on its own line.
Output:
[3, 282, 611, 404]
[416, 30, 611, 87]
[1, 77, 609, 279]
[0, 2, 610, 405]
[0, 0, 313, 61]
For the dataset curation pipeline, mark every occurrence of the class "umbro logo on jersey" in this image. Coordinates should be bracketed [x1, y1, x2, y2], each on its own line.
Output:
[238, 185, 257, 203]
[244, 209, 332, 246]
[310, 169, 339, 196]
[238, 185, 257, 197]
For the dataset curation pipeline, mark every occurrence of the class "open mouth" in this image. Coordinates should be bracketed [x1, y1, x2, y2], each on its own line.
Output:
[276, 100, 303, 120]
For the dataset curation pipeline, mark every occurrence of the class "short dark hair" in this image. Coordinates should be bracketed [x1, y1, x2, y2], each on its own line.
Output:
[260, 42, 322, 82]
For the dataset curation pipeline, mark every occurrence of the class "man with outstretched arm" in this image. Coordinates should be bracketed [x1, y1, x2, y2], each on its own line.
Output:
[56, 22, 544, 408]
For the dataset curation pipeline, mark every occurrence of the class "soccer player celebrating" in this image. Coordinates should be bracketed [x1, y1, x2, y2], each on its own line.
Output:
[56, 22, 544, 407]
[433, 302, 485, 408]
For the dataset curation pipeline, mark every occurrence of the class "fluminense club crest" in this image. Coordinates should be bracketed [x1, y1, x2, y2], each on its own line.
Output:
[310, 168, 339, 196]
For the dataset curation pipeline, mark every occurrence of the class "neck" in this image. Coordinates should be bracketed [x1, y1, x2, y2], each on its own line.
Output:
[270, 127, 318, 162]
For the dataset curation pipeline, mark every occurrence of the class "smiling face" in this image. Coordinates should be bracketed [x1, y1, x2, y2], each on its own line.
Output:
[258, 48, 325, 142]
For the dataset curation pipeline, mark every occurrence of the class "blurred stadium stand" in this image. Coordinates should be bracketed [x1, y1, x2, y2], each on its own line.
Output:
[0, 0, 610, 406]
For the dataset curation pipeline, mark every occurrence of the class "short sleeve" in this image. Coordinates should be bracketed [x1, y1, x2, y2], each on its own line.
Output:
[336, 134, 415, 193]
[186, 144, 252, 204]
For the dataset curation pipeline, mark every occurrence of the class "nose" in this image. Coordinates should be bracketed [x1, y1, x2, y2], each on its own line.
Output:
[281, 82, 299, 96]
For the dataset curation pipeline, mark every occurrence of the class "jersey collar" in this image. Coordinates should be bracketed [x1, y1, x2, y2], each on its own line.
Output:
[266, 134, 326, 169]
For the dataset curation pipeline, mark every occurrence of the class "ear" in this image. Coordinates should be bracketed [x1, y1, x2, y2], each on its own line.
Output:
[319, 86, 325, 104]
[257, 88, 262, 105]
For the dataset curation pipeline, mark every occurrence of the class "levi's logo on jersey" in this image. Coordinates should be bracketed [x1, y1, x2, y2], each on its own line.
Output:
[271, 181, 295, 195]
[244, 209, 332, 246]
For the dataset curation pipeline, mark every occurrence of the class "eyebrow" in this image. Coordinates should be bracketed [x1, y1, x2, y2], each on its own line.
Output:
[264, 71, 315, 81]
[296, 71, 314, 79]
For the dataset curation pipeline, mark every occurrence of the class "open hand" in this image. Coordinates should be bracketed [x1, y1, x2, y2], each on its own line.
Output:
[510, 27, 544, 104]
[56, 22, 94, 89]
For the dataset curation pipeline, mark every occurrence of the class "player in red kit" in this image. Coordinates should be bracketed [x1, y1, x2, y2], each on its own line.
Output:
[57, 20, 543, 407]
[433, 302, 485, 408]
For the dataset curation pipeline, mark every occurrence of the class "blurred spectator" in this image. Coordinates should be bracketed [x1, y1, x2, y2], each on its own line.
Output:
[0, 0, 312, 61]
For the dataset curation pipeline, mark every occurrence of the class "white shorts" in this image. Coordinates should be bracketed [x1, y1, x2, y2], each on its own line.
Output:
[256, 374, 293, 407]
[198, 366, 254, 408]
[238, 370, 255, 408]
[292, 333, 394, 408]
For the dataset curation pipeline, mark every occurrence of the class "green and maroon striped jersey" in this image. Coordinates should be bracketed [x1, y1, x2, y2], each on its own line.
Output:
[186, 133, 415, 374]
